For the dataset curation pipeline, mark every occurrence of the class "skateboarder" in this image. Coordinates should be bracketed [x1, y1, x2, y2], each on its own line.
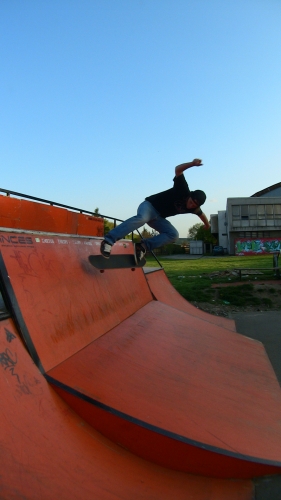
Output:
[101, 159, 210, 262]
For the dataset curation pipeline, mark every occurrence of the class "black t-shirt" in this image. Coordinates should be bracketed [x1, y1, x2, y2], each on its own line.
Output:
[145, 174, 203, 219]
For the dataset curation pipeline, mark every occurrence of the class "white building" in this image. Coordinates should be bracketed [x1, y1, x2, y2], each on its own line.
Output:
[210, 182, 281, 255]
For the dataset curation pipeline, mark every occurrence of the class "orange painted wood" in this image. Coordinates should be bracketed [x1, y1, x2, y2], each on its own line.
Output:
[48, 300, 281, 478]
[18, 199, 75, 232]
[1, 229, 280, 481]
[52, 384, 281, 480]
[77, 212, 104, 236]
[0, 234, 153, 371]
[145, 268, 236, 331]
[0, 196, 21, 228]
[0, 195, 104, 236]
[0, 319, 253, 499]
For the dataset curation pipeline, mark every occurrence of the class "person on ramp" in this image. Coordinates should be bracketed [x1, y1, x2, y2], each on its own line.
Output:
[100, 159, 210, 263]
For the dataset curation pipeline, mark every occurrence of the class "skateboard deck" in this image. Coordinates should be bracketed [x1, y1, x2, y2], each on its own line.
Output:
[88, 254, 146, 270]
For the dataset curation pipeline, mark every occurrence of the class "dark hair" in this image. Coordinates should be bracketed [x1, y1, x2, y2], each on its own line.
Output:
[190, 190, 206, 206]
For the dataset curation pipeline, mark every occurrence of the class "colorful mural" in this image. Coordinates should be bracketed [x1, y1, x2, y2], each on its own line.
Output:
[235, 238, 281, 256]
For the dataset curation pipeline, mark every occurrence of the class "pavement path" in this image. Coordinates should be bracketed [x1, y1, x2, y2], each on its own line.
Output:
[231, 312, 281, 500]
[229, 311, 281, 385]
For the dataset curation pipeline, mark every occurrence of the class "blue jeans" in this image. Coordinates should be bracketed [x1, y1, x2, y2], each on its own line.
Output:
[104, 201, 179, 251]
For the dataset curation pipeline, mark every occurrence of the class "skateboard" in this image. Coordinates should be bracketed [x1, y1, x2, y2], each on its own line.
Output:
[88, 254, 146, 271]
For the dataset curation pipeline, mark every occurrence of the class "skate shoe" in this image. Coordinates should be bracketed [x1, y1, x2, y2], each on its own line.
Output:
[100, 240, 112, 259]
[134, 242, 146, 264]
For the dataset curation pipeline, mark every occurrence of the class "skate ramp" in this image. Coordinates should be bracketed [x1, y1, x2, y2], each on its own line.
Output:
[47, 299, 281, 479]
[0, 232, 281, 484]
[0, 234, 152, 372]
[0, 318, 254, 499]
[145, 267, 236, 331]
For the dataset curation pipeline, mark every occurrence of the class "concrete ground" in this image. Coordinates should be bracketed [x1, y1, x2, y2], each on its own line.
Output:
[230, 310, 281, 384]
[228, 311, 281, 499]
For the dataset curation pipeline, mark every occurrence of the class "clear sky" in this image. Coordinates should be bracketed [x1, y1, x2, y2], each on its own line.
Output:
[1, 0, 281, 237]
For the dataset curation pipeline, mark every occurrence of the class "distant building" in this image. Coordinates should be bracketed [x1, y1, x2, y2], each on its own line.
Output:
[210, 182, 281, 255]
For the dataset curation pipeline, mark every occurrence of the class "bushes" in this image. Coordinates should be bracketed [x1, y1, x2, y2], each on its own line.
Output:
[158, 244, 186, 255]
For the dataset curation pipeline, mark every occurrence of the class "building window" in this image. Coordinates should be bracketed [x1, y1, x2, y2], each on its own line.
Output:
[257, 205, 265, 219]
[265, 205, 274, 219]
[274, 205, 281, 219]
[232, 206, 240, 219]
[237, 231, 272, 238]
[232, 204, 281, 225]
[241, 205, 249, 219]
[249, 205, 257, 219]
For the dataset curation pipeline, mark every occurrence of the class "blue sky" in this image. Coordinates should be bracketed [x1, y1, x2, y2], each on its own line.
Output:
[1, 0, 281, 237]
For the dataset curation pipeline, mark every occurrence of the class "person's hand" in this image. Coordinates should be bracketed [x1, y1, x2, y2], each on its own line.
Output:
[192, 158, 203, 166]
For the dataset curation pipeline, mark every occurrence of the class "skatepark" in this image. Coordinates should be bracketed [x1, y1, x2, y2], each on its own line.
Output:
[0, 193, 281, 499]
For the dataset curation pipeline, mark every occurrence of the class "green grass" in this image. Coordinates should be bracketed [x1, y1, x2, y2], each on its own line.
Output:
[217, 283, 273, 307]
[145, 254, 278, 307]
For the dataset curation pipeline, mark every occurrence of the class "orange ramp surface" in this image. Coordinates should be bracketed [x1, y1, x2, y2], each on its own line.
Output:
[145, 267, 236, 331]
[48, 300, 281, 478]
[0, 234, 152, 371]
[0, 231, 281, 496]
[0, 318, 253, 499]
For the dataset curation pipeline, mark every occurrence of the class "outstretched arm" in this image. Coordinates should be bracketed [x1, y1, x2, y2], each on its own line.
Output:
[175, 158, 203, 177]
[198, 212, 210, 230]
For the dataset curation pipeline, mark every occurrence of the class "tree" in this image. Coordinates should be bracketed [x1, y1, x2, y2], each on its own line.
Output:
[188, 223, 202, 240]
[94, 207, 114, 235]
[104, 219, 115, 234]
[140, 227, 158, 239]
[188, 223, 216, 244]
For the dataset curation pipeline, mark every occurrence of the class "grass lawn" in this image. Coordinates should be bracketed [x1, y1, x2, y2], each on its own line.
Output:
[145, 254, 280, 307]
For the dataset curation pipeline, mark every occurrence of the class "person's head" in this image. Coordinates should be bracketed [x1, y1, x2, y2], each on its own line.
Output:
[186, 190, 206, 209]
